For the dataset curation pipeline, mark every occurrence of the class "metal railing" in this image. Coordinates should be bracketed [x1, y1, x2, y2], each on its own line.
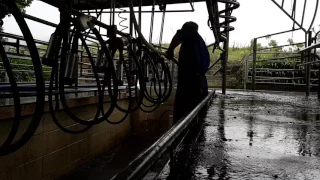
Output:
[111, 90, 215, 180]
[245, 29, 320, 96]
[0, 31, 133, 106]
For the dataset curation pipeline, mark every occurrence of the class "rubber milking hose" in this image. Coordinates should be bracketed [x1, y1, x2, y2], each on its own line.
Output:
[108, 41, 144, 113]
[92, 28, 135, 125]
[128, 2, 174, 107]
[49, 54, 93, 134]
[124, 46, 148, 111]
[0, 0, 45, 156]
[47, 21, 93, 133]
[49, 29, 106, 132]
[57, 19, 105, 126]
[141, 52, 161, 103]
[57, 17, 123, 126]
[142, 53, 165, 103]
[136, 52, 172, 112]
[0, 42, 21, 153]
[59, 31, 117, 126]
[109, 44, 133, 113]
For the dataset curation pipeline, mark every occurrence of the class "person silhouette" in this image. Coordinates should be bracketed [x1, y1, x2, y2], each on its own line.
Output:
[166, 21, 210, 123]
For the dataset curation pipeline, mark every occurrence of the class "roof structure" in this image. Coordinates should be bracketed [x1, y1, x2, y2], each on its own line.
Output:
[40, 0, 204, 10]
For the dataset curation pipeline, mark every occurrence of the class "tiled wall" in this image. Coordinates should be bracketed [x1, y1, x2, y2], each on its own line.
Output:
[0, 90, 176, 180]
[131, 89, 176, 137]
[0, 97, 131, 180]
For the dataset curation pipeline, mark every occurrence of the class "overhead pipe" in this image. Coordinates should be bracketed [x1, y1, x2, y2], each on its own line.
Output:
[128, 0, 165, 56]
[307, 0, 319, 32]
[270, 0, 306, 32]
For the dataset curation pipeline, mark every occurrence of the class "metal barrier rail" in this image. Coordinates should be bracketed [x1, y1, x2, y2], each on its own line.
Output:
[0, 32, 123, 103]
[299, 42, 320, 53]
[0, 0, 195, 157]
[111, 90, 215, 180]
[0, 8, 178, 106]
[244, 52, 306, 87]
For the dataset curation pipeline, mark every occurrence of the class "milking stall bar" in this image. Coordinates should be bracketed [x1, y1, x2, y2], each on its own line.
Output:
[0, 0, 239, 179]
[245, 0, 320, 96]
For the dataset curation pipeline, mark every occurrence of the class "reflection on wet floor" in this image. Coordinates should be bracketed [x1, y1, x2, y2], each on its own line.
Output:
[158, 90, 320, 180]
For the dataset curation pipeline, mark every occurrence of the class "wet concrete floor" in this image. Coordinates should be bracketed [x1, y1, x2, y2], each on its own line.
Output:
[159, 90, 320, 180]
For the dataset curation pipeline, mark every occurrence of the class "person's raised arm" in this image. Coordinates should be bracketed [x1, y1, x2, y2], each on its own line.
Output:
[166, 31, 182, 59]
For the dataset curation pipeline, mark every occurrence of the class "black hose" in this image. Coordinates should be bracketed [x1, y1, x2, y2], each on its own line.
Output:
[139, 101, 161, 113]
[157, 109, 173, 127]
[116, 46, 145, 113]
[129, 45, 172, 113]
[49, 55, 92, 134]
[139, 60, 173, 113]
[54, 14, 127, 126]
[142, 52, 171, 104]
[108, 40, 134, 113]
[46, 15, 98, 131]
[48, 22, 105, 133]
[47, 17, 105, 129]
[124, 45, 146, 112]
[0, 42, 21, 151]
[92, 27, 134, 125]
[58, 26, 106, 126]
[142, 53, 162, 103]
[0, 0, 45, 156]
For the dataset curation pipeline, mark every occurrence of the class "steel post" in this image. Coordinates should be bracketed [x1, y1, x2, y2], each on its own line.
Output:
[139, 0, 142, 29]
[252, 38, 257, 91]
[129, 10, 134, 85]
[244, 55, 248, 90]
[318, 61, 320, 98]
[4, 41, 10, 105]
[222, 3, 230, 95]
[221, 51, 226, 94]
[306, 31, 312, 96]
[318, 64, 320, 99]
[306, 58, 310, 96]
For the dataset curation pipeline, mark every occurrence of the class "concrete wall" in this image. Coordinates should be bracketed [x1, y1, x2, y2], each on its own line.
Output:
[0, 94, 131, 180]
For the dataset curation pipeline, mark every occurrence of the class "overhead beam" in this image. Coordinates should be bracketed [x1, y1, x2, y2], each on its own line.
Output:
[270, 0, 306, 32]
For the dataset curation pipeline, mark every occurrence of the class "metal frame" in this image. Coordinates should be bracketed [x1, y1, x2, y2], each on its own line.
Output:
[0, 0, 236, 160]
[270, 0, 319, 33]
[41, 0, 198, 10]
[249, 1, 320, 95]
[205, 0, 240, 94]
[248, 30, 320, 97]
[111, 90, 215, 180]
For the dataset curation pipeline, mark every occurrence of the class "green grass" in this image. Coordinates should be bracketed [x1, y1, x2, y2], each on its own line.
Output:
[160, 43, 252, 64]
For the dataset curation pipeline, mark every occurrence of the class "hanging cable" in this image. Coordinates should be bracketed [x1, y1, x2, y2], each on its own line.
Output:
[108, 38, 146, 113]
[0, 0, 45, 156]
[0, 41, 21, 151]
[130, 1, 172, 111]
[44, 6, 112, 128]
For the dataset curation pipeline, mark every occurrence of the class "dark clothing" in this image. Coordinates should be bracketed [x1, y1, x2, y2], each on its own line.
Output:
[177, 29, 210, 76]
[173, 29, 210, 123]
